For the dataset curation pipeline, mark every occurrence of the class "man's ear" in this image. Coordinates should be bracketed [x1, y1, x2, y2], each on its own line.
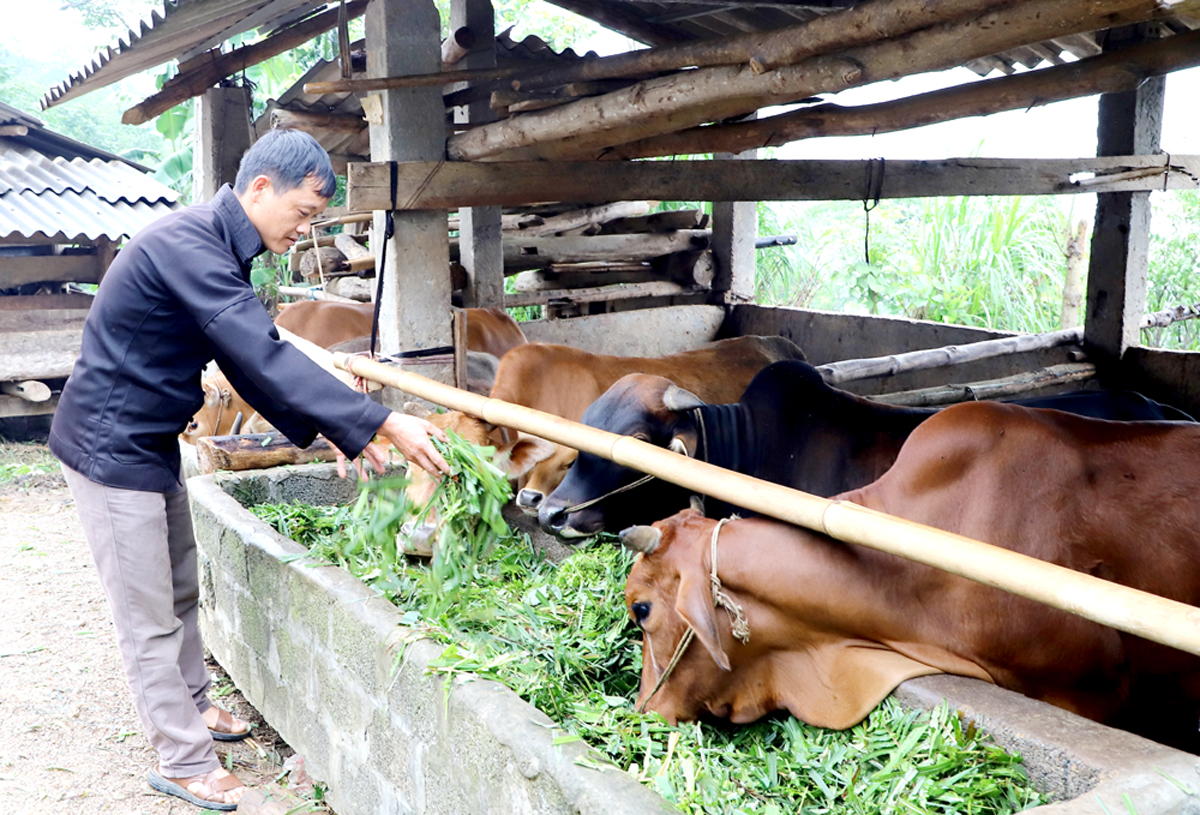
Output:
[250, 175, 272, 200]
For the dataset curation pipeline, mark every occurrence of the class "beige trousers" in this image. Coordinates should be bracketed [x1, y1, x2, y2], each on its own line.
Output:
[61, 464, 218, 778]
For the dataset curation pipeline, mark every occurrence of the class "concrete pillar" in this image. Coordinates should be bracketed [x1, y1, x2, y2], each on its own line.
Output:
[1084, 24, 1164, 364]
[451, 0, 505, 308]
[710, 118, 758, 304]
[365, 0, 454, 392]
[193, 85, 253, 203]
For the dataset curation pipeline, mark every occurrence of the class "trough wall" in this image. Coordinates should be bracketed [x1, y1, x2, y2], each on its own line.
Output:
[190, 463, 1200, 815]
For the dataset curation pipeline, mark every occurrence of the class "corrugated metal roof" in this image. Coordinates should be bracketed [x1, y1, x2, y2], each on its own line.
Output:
[0, 111, 181, 242]
[41, 0, 328, 111]
[254, 29, 602, 163]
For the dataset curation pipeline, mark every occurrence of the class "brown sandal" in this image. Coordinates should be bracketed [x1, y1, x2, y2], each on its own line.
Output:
[148, 768, 245, 811]
[207, 707, 251, 741]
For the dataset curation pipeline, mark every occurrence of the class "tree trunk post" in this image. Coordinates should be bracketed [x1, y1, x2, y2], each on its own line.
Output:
[1084, 24, 1164, 366]
[711, 115, 758, 304]
[366, 0, 454, 395]
[451, 0, 505, 308]
[193, 85, 253, 203]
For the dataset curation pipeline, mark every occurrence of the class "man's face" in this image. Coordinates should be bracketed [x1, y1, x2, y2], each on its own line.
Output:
[242, 175, 330, 254]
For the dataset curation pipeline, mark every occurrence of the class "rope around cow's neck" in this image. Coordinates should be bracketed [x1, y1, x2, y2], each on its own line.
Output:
[637, 514, 749, 713]
[560, 407, 710, 516]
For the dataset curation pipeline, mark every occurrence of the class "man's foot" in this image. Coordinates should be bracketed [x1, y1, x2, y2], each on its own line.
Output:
[202, 705, 252, 741]
[148, 768, 245, 811]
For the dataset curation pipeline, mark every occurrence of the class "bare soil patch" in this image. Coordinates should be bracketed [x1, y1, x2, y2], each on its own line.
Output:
[0, 440, 324, 814]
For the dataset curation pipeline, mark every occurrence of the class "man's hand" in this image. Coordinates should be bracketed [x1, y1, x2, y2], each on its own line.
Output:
[335, 411, 450, 479]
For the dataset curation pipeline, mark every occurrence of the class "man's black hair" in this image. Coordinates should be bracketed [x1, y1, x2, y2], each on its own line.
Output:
[233, 128, 337, 199]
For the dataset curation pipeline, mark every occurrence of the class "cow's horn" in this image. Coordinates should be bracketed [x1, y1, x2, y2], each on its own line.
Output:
[230, 411, 244, 435]
[619, 525, 661, 554]
[662, 385, 705, 412]
[404, 401, 431, 419]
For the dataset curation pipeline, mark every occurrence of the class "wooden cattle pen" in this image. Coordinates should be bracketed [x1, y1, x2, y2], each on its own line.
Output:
[40, 0, 1200, 415]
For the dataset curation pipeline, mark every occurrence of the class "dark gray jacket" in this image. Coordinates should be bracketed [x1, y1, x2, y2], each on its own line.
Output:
[50, 185, 391, 492]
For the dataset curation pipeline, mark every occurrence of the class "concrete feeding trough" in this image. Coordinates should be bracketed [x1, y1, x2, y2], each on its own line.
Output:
[188, 462, 1200, 815]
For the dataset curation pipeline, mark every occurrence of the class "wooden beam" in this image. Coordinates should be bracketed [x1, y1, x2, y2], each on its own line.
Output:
[0, 329, 82, 380]
[348, 155, 1200, 210]
[0, 393, 57, 419]
[504, 280, 689, 308]
[122, 0, 369, 126]
[446, 0, 1194, 161]
[271, 107, 365, 132]
[605, 27, 1200, 159]
[196, 434, 337, 474]
[0, 254, 102, 288]
[511, 0, 1019, 94]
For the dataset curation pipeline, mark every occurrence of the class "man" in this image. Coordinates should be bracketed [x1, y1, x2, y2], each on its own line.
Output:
[50, 128, 449, 811]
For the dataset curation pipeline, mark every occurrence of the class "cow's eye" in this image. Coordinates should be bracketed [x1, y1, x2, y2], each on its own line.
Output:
[631, 601, 651, 625]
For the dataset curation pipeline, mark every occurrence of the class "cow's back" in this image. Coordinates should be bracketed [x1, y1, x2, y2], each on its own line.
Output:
[853, 401, 1200, 599]
[275, 300, 372, 348]
[490, 336, 804, 419]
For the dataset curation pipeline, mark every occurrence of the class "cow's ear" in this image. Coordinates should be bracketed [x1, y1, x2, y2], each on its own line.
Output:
[492, 434, 555, 479]
[663, 385, 705, 412]
[404, 401, 431, 419]
[620, 525, 661, 554]
[675, 566, 731, 671]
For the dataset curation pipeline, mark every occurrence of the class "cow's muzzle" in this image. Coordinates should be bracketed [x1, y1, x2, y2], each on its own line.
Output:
[515, 488, 543, 514]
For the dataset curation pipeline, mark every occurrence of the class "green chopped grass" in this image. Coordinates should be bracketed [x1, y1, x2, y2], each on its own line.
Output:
[251, 432, 1045, 815]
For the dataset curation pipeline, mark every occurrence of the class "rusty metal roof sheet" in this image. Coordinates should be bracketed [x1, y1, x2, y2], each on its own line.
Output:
[0, 109, 180, 242]
[41, 0, 328, 111]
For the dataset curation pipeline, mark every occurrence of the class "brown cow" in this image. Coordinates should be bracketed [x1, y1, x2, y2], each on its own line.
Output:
[400, 336, 807, 551]
[180, 370, 275, 443]
[621, 400, 1200, 752]
[275, 301, 528, 360]
[184, 306, 526, 444]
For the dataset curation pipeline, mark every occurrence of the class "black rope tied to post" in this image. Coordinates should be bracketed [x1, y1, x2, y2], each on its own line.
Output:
[370, 161, 399, 359]
[862, 158, 885, 265]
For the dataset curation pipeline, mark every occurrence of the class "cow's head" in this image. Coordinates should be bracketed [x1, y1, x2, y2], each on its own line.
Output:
[622, 508, 743, 724]
[538, 374, 704, 539]
[400, 406, 555, 554]
[180, 375, 235, 444]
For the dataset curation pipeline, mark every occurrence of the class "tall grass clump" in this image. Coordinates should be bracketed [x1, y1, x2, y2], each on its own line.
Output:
[757, 196, 1074, 334]
[1144, 189, 1200, 351]
[250, 434, 1045, 815]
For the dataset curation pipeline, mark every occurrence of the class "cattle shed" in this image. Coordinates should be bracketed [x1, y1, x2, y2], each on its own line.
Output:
[36, 0, 1200, 810]
[0, 101, 181, 419]
[40, 0, 1200, 416]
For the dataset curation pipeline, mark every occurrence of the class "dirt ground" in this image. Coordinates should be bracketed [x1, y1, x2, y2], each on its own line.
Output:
[0, 439, 326, 814]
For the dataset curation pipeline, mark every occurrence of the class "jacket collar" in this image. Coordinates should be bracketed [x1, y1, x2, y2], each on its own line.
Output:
[212, 184, 264, 264]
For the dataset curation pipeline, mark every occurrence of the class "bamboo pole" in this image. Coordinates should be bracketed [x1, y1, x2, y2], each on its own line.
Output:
[870, 362, 1096, 406]
[817, 327, 1085, 384]
[335, 355, 1200, 659]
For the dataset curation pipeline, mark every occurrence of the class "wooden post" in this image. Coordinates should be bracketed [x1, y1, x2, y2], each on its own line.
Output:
[1084, 24, 1164, 366]
[193, 85, 253, 203]
[451, 0, 504, 309]
[711, 114, 758, 304]
[365, 0, 454, 398]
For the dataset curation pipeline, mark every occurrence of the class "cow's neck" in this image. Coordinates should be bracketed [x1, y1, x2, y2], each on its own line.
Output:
[692, 403, 752, 518]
